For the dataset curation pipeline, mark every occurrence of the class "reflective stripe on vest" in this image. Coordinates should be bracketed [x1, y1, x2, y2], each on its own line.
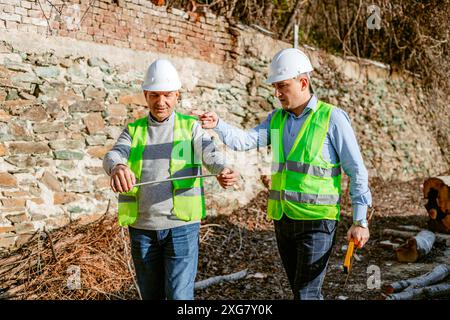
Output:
[271, 161, 341, 177]
[268, 100, 342, 221]
[269, 190, 341, 205]
[117, 112, 206, 226]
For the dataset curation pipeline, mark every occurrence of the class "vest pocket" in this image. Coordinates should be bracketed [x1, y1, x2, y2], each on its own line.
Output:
[118, 195, 139, 226]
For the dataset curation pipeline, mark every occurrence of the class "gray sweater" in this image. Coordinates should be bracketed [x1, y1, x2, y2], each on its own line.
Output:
[103, 111, 227, 230]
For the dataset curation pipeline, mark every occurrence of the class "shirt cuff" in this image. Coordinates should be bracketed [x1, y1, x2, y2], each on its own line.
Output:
[213, 164, 226, 175]
[110, 161, 127, 175]
[353, 204, 368, 221]
[213, 118, 227, 135]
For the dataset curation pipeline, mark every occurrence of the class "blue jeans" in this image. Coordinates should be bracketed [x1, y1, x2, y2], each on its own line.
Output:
[274, 216, 337, 300]
[129, 223, 200, 300]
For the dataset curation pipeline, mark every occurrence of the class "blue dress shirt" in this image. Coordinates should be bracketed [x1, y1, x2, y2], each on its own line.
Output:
[213, 95, 372, 221]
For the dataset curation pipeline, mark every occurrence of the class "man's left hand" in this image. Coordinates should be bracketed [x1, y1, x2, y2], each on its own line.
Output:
[347, 225, 370, 249]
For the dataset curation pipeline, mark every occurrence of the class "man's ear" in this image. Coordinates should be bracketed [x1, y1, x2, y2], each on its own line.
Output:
[301, 77, 309, 91]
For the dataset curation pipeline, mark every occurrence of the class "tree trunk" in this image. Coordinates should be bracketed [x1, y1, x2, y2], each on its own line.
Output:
[263, 0, 275, 29]
[281, 0, 304, 40]
[395, 230, 436, 262]
[227, 0, 239, 19]
[384, 264, 450, 294]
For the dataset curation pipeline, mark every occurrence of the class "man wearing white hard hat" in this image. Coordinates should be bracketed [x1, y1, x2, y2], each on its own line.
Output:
[103, 59, 239, 300]
[196, 48, 371, 299]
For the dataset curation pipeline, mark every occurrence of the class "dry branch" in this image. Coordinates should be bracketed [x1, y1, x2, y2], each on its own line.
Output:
[0, 215, 138, 300]
[194, 269, 248, 290]
[281, 0, 305, 40]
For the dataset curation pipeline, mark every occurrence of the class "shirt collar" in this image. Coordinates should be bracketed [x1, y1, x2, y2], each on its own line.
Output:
[308, 95, 318, 112]
[148, 111, 175, 124]
[288, 95, 318, 119]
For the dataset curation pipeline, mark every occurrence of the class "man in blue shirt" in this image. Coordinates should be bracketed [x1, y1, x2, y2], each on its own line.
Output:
[195, 48, 372, 299]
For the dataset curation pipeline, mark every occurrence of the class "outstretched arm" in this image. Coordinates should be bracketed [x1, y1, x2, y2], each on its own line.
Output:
[192, 110, 275, 151]
[192, 122, 239, 189]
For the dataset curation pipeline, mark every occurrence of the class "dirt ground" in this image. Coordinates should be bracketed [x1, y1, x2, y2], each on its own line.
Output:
[195, 176, 450, 300]
[1, 176, 449, 300]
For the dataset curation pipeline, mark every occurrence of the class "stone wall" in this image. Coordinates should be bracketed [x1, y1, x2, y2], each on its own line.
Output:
[0, 1, 448, 250]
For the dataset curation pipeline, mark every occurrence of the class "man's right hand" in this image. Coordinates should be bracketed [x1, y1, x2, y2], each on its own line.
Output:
[110, 164, 136, 193]
[216, 168, 239, 189]
[191, 110, 219, 129]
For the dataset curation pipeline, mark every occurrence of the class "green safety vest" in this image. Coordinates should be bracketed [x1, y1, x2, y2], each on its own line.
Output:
[117, 112, 206, 226]
[268, 100, 342, 221]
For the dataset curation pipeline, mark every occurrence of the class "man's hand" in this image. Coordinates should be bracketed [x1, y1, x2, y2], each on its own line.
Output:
[216, 168, 239, 189]
[191, 110, 219, 129]
[110, 164, 136, 193]
[347, 225, 370, 249]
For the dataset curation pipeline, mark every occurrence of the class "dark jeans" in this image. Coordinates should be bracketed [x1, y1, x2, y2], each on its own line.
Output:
[129, 223, 200, 300]
[274, 216, 337, 300]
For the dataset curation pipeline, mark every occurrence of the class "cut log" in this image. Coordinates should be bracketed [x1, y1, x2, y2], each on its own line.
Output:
[397, 225, 422, 232]
[385, 283, 450, 300]
[194, 269, 248, 290]
[379, 240, 400, 250]
[382, 228, 450, 246]
[423, 176, 450, 233]
[384, 264, 450, 294]
[430, 215, 450, 235]
[395, 230, 436, 262]
[383, 229, 416, 238]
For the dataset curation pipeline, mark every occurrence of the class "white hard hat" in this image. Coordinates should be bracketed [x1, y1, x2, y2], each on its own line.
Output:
[266, 48, 314, 84]
[142, 59, 181, 91]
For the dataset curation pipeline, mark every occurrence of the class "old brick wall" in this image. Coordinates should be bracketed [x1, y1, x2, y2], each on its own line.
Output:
[0, 0, 235, 64]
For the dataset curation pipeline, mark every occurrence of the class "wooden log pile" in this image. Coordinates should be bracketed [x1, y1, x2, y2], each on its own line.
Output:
[384, 264, 450, 300]
[381, 226, 450, 263]
[377, 177, 450, 263]
[377, 178, 450, 299]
